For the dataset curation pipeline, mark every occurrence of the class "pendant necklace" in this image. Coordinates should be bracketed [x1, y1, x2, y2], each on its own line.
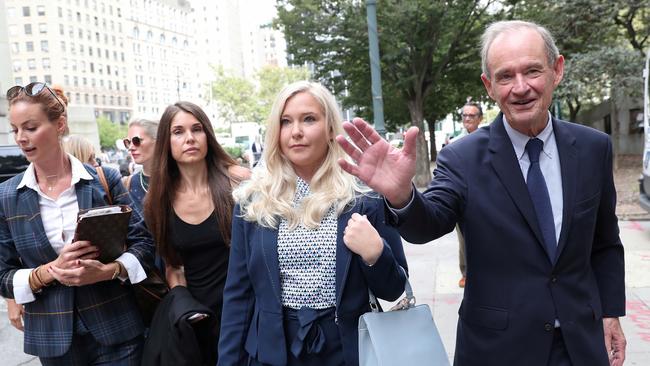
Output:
[45, 174, 59, 192]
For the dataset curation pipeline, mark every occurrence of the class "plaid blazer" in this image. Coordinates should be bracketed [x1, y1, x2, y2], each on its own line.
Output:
[0, 165, 155, 358]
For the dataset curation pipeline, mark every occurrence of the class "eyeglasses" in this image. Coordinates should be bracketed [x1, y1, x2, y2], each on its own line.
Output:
[461, 113, 479, 119]
[123, 136, 143, 149]
[6, 82, 66, 111]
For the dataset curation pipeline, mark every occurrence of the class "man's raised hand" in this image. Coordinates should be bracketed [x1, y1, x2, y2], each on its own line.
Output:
[336, 118, 419, 207]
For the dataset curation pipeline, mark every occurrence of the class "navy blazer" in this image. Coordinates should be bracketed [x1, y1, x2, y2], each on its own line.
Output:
[395, 115, 625, 366]
[218, 195, 408, 366]
[0, 165, 155, 357]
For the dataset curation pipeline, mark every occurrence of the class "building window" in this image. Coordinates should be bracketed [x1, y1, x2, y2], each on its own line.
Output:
[59, 24, 64, 35]
[85, 94, 89, 104]
[58, 7, 63, 17]
[29, 76, 38, 83]
[75, 93, 80, 102]
[60, 41, 66, 51]
[44, 75, 52, 84]
[64, 75, 70, 85]
[24, 24, 32, 35]
[12, 60, 21, 72]
[9, 25, 18, 36]
[15, 77, 23, 85]
[22, 6, 30, 16]
[42, 58, 50, 69]
[93, 94, 97, 104]
[73, 76, 79, 86]
[39, 23, 47, 33]
[40, 40, 49, 52]
[26, 41, 34, 52]
[7, 7, 16, 18]
[27, 59, 36, 70]
[37, 6, 45, 16]
[11, 43, 19, 53]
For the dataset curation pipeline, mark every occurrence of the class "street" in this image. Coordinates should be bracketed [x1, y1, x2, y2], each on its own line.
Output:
[1, 220, 649, 365]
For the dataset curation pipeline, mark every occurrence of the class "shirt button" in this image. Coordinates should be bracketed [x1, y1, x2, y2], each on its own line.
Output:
[551, 276, 558, 283]
[544, 323, 553, 331]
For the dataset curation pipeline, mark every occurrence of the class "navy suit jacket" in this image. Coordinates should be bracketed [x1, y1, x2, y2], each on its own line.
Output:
[218, 195, 408, 366]
[395, 115, 625, 366]
[0, 165, 155, 357]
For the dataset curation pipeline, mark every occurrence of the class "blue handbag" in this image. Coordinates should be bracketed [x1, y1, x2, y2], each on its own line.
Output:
[359, 274, 450, 366]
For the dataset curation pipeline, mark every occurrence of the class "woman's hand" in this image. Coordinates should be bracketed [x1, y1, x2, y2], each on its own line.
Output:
[50, 240, 99, 270]
[343, 213, 384, 266]
[48, 259, 117, 287]
[6, 298, 24, 331]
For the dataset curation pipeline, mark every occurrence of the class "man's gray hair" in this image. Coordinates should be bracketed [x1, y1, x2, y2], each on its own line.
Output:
[481, 20, 559, 79]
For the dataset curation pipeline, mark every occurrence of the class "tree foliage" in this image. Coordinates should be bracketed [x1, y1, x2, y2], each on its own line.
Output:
[276, 0, 496, 186]
[210, 65, 311, 125]
[96, 116, 127, 149]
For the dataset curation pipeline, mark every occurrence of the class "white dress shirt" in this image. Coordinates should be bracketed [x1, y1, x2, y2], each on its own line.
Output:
[503, 112, 563, 245]
[13, 155, 146, 304]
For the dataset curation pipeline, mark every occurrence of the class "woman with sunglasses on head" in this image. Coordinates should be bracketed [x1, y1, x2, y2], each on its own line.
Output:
[123, 119, 159, 217]
[144, 101, 250, 365]
[0, 82, 155, 365]
[218, 81, 407, 366]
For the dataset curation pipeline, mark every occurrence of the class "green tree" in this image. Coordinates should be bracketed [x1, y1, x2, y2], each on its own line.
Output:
[210, 65, 311, 125]
[97, 116, 127, 149]
[276, 0, 496, 186]
[211, 66, 262, 123]
[257, 65, 311, 123]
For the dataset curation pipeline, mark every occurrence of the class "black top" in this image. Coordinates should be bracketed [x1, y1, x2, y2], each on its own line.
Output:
[169, 210, 229, 314]
[169, 210, 229, 364]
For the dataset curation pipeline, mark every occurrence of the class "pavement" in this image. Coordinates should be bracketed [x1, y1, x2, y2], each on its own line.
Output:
[2, 220, 649, 365]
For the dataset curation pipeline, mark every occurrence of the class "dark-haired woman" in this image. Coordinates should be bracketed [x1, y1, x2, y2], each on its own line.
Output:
[144, 101, 250, 364]
[0, 82, 154, 365]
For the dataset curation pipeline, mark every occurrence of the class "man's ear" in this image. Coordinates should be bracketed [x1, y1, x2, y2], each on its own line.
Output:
[481, 73, 494, 100]
[552, 55, 565, 87]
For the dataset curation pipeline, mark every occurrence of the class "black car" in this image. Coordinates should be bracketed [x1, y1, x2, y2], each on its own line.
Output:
[0, 145, 29, 183]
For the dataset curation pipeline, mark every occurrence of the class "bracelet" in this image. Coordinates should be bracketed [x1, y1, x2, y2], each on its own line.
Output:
[111, 262, 122, 280]
[34, 265, 50, 287]
[28, 268, 39, 292]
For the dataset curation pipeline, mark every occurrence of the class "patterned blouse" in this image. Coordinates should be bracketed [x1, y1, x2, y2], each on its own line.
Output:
[278, 178, 337, 309]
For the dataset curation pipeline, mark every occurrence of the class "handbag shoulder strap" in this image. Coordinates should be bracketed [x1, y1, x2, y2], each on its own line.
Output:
[368, 266, 414, 312]
[96, 166, 113, 205]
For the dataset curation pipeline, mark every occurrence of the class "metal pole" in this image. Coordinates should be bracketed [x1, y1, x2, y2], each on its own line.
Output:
[366, 0, 385, 136]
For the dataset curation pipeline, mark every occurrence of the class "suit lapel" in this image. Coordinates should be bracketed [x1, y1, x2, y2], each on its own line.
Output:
[260, 226, 282, 304]
[335, 207, 353, 310]
[75, 175, 95, 210]
[16, 187, 58, 261]
[553, 119, 577, 260]
[488, 115, 548, 258]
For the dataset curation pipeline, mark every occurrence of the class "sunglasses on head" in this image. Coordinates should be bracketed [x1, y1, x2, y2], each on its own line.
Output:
[6, 82, 66, 111]
[123, 136, 143, 149]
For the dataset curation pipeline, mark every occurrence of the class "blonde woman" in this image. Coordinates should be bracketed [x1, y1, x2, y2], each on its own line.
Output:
[63, 135, 97, 165]
[218, 81, 407, 366]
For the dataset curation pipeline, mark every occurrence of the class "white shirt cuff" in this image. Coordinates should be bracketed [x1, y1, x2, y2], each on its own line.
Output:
[116, 252, 147, 284]
[384, 185, 416, 220]
[13, 268, 36, 304]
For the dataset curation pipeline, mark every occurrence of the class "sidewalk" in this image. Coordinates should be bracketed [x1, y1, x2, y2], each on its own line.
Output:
[401, 219, 650, 364]
[2, 221, 649, 365]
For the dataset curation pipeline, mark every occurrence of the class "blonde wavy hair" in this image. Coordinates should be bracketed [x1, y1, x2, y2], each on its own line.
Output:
[234, 81, 369, 229]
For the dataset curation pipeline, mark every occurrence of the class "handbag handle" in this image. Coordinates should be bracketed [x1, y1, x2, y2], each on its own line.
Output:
[96, 166, 113, 205]
[368, 267, 415, 313]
